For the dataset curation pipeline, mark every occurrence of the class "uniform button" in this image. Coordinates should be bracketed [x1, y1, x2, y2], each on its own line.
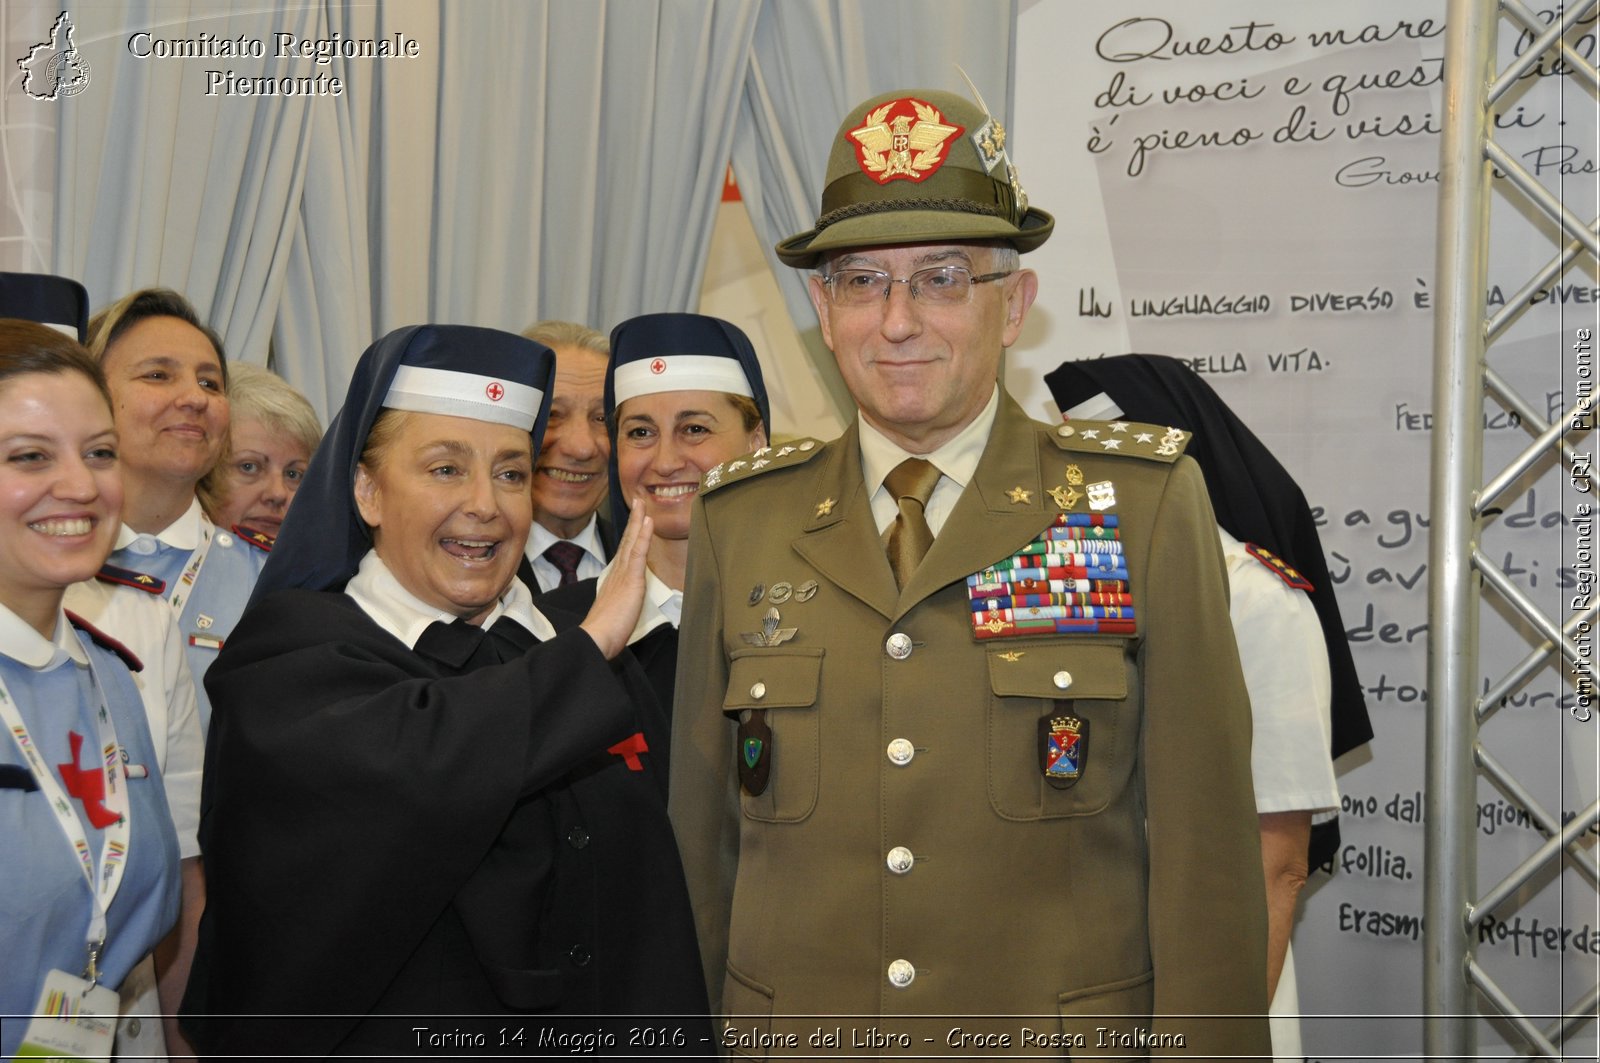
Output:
[886, 846, 914, 874]
[126, 1019, 142, 1038]
[1053, 670, 1073, 690]
[887, 959, 916, 988]
[216, 533, 234, 547]
[566, 826, 589, 849]
[885, 632, 913, 660]
[568, 944, 591, 967]
[1056, 424, 1075, 437]
[886, 738, 915, 766]
[750, 681, 767, 700]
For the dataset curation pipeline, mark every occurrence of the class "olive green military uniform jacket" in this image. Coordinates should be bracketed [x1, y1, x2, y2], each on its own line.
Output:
[670, 395, 1270, 1059]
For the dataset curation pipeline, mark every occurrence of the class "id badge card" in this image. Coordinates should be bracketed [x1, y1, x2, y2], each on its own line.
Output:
[15, 969, 118, 1062]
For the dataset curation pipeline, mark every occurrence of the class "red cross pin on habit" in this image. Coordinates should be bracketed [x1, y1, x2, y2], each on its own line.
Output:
[485, 381, 505, 402]
[608, 732, 649, 771]
[650, 358, 667, 375]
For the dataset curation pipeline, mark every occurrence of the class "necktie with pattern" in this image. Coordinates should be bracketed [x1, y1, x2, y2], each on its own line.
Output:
[543, 540, 585, 588]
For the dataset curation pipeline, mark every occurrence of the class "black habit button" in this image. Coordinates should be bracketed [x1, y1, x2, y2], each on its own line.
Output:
[567, 826, 590, 849]
[568, 944, 592, 967]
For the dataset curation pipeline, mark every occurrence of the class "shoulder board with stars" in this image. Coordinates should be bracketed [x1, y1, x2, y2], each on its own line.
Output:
[232, 524, 275, 552]
[1245, 543, 1314, 592]
[95, 563, 166, 595]
[701, 439, 824, 494]
[1047, 420, 1190, 463]
[64, 609, 145, 672]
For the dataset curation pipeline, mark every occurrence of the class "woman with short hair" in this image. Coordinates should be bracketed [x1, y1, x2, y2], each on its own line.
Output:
[197, 362, 322, 541]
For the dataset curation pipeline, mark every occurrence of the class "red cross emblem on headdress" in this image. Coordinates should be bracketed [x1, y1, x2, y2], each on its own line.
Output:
[485, 381, 505, 402]
[650, 358, 668, 375]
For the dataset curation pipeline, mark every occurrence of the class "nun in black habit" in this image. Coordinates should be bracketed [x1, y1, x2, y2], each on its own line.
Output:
[542, 314, 770, 735]
[181, 325, 708, 1055]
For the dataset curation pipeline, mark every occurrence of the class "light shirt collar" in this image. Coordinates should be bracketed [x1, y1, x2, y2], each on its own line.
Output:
[595, 561, 682, 643]
[115, 496, 206, 552]
[526, 513, 607, 563]
[859, 385, 1000, 536]
[345, 550, 556, 650]
[860, 384, 998, 495]
[0, 602, 89, 671]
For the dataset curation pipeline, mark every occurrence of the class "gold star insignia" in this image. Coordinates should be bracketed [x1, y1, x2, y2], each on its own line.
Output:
[1006, 485, 1032, 504]
[815, 497, 836, 518]
[998, 650, 1024, 662]
[136, 575, 155, 584]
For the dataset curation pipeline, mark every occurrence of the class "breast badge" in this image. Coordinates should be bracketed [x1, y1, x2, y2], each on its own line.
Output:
[1086, 480, 1117, 511]
[741, 607, 797, 647]
[1039, 714, 1088, 789]
[738, 712, 772, 796]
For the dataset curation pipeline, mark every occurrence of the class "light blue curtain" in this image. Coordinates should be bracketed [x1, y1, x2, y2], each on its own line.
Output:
[54, 0, 326, 366]
[49, 0, 759, 420]
[41, 0, 1008, 423]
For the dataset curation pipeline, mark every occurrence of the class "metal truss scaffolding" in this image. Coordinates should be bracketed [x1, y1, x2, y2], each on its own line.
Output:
[1429, 0, 1600, 1057]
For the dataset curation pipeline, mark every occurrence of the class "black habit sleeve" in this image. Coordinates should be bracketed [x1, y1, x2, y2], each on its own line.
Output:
[184, 589, 638, 1050]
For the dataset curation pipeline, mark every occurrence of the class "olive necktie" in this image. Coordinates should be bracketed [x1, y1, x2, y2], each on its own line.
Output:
[883, 457, 942, 588]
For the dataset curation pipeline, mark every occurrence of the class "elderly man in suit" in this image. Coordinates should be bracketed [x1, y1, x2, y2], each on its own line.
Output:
[669, 87, 1272, 1058]
[520, 320, 613, 592]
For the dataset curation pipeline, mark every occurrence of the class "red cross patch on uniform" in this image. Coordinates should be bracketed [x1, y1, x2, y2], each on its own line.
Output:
[1245, 543, 1314, 591]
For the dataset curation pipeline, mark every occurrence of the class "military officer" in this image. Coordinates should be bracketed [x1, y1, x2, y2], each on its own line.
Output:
[669, 87, 1272, 1058]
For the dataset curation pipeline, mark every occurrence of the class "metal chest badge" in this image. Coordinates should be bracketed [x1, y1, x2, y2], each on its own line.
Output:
[738, 711, 772, 796]
[741, 607, 796, 647]
[1039, 714, 1089, 789]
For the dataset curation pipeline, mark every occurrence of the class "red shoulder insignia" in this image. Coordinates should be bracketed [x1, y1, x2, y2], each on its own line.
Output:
[95, 563, 166, 594]
[233, 524, 276, 552]
[64, 610, 145, 672]
[1245, 543, 1313, 592]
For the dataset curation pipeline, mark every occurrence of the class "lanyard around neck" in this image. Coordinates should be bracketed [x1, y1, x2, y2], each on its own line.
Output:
[0, 631, 132, 976]
[164, 520, 214, 619]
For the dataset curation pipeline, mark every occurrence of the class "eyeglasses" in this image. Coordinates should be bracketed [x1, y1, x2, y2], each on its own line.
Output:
[820, 265, 1014, 307]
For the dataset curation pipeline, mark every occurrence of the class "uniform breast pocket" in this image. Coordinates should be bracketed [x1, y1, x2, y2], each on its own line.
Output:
[722, 648, 823, 824]
[985, 642, 1139, 820]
